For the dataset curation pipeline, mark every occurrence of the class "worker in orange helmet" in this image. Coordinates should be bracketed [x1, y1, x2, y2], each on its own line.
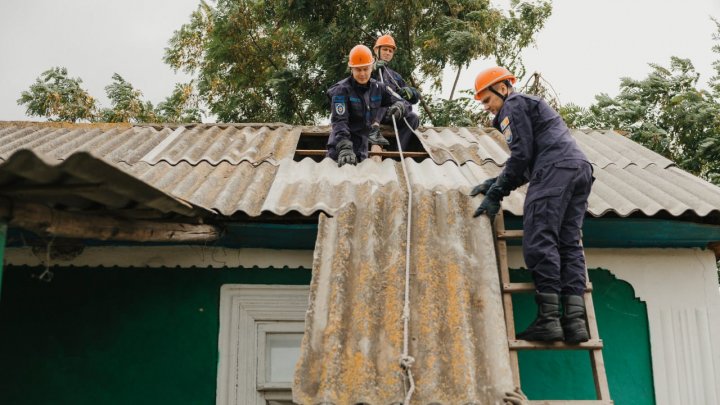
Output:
[326, 44, 406, 166]
[371, 34, 421, 152]
[470, 66, 594, 344]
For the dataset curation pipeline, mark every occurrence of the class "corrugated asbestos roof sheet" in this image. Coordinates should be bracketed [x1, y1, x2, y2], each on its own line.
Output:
[110, 158, 720, 219]
[0, 150, 202, 216]
[294, 190, 515, 404]
[416, 127, 674, 168]
[1, 122, 719, 219]
[0, 123, 297, 166]
[139, 124, 301, 165]
[0, 124, 169, 164]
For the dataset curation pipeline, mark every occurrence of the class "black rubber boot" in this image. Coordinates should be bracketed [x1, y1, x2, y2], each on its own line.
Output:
[516, 292, 564, 341]
[562, 295, 590, 343]
[367, 130, 390, 146]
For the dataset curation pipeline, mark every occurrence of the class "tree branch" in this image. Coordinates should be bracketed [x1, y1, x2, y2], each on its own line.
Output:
[449, 65, 462, 101]
[408, 76, 436, 125]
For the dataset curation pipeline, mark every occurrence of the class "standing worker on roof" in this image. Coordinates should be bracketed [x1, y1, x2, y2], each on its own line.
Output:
[371, 34, 421, 151]
[470, 66, 594, 343]
[326, 44, 406, 166]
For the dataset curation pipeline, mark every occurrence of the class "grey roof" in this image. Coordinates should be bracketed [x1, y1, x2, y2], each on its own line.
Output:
[418, 126, 675, 168]
[0, 149, 202, 216]
[1, 122, 719, 220]
[294, 191, 515, 404]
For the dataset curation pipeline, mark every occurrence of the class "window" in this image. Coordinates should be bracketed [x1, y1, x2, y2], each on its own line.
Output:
[216, 284, 310, 405]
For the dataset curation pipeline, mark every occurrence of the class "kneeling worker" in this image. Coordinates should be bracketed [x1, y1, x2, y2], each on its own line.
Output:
[326, 44, 405, 166]
[371, 34, 421, 151]
[470, 66, 594, 343]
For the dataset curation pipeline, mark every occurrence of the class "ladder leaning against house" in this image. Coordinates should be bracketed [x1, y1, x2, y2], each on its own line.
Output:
[493, 210, 613, 405]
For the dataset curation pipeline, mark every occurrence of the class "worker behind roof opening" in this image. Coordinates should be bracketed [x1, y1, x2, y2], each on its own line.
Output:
[326, 44, 406, 167]
[370, 34, 421, 152]
[470, 66, 594, 344]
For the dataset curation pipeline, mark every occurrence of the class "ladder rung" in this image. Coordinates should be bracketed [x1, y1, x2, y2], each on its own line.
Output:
[504, 282, 594, 293]
[529, 401, 614, 404]
[498, 229, 524, 239]
[509, 339, 603, 350]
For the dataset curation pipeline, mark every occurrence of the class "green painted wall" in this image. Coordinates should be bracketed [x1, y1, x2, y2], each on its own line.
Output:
[0, 265, 654, 405]
[512, 268, 655, 404]
[0, 223, 5, 302]
[0, 265, 311, 405]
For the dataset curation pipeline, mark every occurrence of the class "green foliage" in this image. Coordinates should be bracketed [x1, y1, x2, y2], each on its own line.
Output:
[165, 0, 552, 125]
[18, 68, 202, 124]
[99, 73, 157, 123]
[561, 21, 720, 185]
[155, 82, 203, 123]
[493, 0, 552, 80]
[17, 67, 96, 122]
[425, 89, 490, 127]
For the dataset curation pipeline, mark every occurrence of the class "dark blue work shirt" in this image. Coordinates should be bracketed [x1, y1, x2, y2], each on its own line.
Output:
[492, 92, 588, 189]
[372, 66, 419, 105]
[327, 76, 399, 160]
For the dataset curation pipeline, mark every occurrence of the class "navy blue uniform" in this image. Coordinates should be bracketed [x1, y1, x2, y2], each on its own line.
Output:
[327, 76, 399, 161]
[493, 92, 593, 296]
[372, 66, 421, 151]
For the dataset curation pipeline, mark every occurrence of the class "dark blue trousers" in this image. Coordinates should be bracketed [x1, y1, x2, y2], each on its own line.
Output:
[522, 160, 594, 296]
[382, 111, 420, 151]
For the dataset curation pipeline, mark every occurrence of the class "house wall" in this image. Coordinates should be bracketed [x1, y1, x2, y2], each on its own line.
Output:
[0, 259, 311, 405]
[509, 247, 720, 405]
[2, 246, 715, 404]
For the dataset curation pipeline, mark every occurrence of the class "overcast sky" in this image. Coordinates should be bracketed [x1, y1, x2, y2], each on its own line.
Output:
[2, 0, 720, 122]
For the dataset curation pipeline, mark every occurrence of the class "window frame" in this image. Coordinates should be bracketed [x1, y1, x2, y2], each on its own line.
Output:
[216, 284, 309, 405]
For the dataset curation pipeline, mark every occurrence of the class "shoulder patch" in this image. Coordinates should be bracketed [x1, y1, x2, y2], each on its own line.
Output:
[335, 102, 346, 115]
[503, 127, 513, 143]
[332, 95, 346, 103]
[500, 116, 510, 132]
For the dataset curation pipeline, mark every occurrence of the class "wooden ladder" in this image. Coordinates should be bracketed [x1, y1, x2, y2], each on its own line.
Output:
[493, 211, 613, 405]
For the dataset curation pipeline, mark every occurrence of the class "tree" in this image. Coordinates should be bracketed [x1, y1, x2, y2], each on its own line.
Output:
[164, 0, 552, 125]
[520, 71, 560, 110]
[561, 20, 720, 186]
[17, 67, 96, 122]
[18, 68, 202, 124]
[155, 82, 203, 123]
[98, 73, 158, 123]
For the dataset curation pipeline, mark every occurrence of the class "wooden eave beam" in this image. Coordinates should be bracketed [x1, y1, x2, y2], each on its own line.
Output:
[0, 199, 220, 243]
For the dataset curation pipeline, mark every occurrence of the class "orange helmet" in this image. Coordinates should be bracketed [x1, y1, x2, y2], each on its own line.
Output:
[348, 44, 374, 68]
[374, 34, 397, 51]
[474, 66, 517, 100]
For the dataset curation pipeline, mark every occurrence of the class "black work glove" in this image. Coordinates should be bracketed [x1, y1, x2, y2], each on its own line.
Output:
[385, 101, 405, 121]
[367, 125, 389, 146]
[503, 387, 529, 405]
[473, 175, 513, 218]
[469, 177, 497, 197]
[473, 194, 501, 218]
[336, 139, 357, 167]
[398, 86, 415, 101]
[374, 60, 388, 70]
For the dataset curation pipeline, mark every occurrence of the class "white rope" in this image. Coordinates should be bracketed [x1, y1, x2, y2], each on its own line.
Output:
[380, 67, 416, 404]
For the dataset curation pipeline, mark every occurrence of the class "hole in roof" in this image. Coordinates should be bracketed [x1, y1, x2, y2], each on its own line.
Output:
[293, 125, 430, 163]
